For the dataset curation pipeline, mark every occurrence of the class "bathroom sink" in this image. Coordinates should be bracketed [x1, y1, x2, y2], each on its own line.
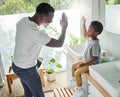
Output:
[66, 44, 85, 60]
[89, 60, 120, 97]
[66, 44, 107, 61]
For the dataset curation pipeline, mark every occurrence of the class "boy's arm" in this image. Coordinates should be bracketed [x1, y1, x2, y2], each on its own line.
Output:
[77, 57, 97, 67]
[82, 17, 87, 38]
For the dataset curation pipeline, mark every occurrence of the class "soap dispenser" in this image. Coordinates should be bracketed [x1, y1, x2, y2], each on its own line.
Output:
[100, 52, 107, 63]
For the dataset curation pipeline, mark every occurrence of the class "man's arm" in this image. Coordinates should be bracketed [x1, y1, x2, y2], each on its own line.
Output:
[46, 12, 68, 47]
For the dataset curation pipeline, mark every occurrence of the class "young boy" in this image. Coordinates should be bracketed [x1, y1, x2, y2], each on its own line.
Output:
[66, 17, 103, 97]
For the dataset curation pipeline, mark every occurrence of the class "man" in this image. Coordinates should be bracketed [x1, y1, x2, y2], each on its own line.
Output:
[12, 2, 68, 97]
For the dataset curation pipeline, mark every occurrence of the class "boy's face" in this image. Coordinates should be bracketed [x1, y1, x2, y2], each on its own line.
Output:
[87, 25, 99, 37]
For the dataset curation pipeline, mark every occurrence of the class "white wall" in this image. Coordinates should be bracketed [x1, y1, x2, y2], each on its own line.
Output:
[99, 31, 120, 60]
[105, 5, 120, 35]
[99, 5, 120, 60]
[80, 0, 105, 28]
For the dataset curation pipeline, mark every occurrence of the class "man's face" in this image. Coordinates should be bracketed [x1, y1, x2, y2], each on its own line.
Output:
[40, 12, 54, 27]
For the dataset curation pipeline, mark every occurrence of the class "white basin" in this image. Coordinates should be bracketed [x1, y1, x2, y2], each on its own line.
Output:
[89, 60, 120, 97]
[66, 44, 85, 60]
[66, 44, 107, 61]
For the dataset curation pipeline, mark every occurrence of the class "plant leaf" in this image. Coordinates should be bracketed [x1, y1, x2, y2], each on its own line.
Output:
[44, 68, 55, 74]
[56, 64, 62, 68]
[50, 58, 55, 63]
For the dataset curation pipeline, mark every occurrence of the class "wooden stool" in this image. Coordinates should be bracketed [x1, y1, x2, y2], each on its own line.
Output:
[53, 88, 75, 97]
[5, 66, 45, 93]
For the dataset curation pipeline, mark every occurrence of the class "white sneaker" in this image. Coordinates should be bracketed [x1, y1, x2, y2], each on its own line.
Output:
[72, 87, 85, 97]
[66, 79, 76, 89]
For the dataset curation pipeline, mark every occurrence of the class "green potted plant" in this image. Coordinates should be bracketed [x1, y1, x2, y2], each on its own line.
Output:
[44, 58, 62, 81]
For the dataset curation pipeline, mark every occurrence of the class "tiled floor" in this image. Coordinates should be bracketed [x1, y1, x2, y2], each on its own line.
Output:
[45, 92, 54, 97]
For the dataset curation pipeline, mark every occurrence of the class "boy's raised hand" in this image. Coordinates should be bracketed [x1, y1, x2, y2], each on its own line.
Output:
[82, 16, 86, 24]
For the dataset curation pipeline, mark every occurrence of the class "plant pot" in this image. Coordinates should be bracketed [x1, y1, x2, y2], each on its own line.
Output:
[46, 73, 56, 81]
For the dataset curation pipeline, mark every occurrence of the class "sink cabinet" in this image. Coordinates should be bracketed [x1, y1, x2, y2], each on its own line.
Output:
[88, 80, 103, 97]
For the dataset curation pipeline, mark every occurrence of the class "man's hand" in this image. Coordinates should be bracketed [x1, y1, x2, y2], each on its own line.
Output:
[60, 12, 68, 29]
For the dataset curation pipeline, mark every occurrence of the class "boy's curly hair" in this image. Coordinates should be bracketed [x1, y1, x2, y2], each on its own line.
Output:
[91, 21, 103, 34]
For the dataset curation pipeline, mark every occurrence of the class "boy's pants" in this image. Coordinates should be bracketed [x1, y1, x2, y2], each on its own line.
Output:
[72, 60, 92, 87]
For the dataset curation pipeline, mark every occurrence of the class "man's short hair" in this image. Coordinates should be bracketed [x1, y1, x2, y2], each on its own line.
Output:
[36, 2, 54, 15]
[91, 21, 103, 34]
